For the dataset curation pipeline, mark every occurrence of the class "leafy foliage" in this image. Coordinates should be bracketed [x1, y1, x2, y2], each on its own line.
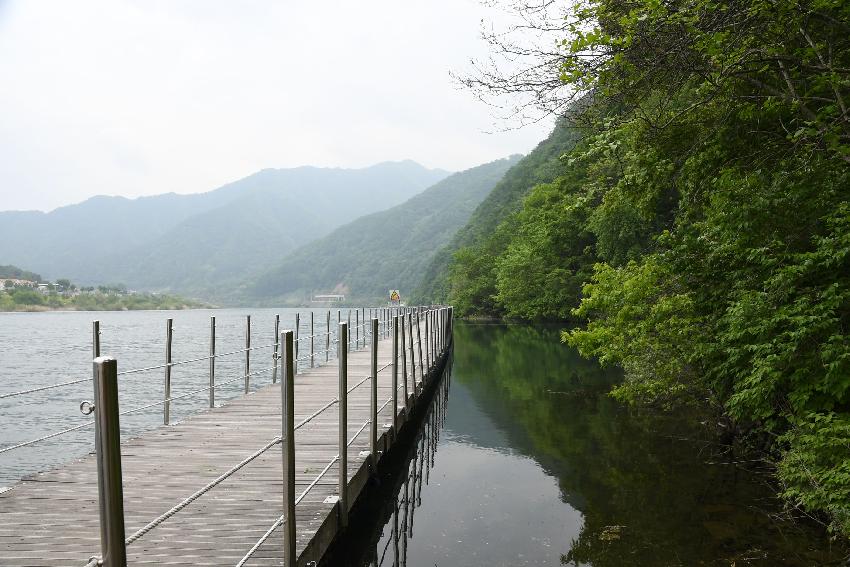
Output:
[416, 118, 581, 307]
[779, 412, 850, 536]
[441, 0, 850, 535]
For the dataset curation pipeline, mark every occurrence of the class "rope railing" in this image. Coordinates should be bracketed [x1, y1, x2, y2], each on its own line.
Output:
[235, 453, 339, 567]
[125, 435, 282, 546]
[347, 420, 370, 448]
[1, 308, 439, 457]
[0, 307, 404, 401]
[0, 375, 94, 400]
[117, 343, 277, 377]
[0, 419, 95, 455]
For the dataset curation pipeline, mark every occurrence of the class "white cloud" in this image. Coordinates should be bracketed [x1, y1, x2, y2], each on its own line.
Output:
[0, 0, 553, 211]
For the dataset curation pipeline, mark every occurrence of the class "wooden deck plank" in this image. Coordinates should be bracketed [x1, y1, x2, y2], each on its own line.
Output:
[0, 312, 448, 567]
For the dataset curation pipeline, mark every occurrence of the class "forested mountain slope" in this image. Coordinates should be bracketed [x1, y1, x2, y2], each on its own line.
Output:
[246, 156, 519, 304]
[433, 0, 850, 538]
[413, 118, 580, 304]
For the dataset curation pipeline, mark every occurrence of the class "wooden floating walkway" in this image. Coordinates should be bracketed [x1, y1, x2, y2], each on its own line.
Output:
[0, 307, 453, 567]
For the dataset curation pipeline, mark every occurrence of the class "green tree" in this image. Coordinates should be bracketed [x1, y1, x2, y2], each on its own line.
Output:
[441, 0, 850, 535]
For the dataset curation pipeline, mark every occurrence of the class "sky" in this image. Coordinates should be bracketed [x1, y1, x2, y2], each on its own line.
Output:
[0, 0, 554, 212]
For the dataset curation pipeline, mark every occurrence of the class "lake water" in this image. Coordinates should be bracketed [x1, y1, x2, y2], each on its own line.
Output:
[0, 307, 364, 487]
[1, 313, 845, 565]
[342, 322, 847, 566]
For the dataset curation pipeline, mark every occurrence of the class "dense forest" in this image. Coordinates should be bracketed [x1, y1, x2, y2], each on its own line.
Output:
[428, 1, 850, 537]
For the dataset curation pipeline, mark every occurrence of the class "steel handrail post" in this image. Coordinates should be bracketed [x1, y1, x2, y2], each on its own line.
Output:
[93, 356, 127, 567]
[370, 317, 379, 463]
[244, 315, 251, 393]
[209, 316, 216, 408]
[163, 318, 173, 425]
[338, 321, 349, 528]
[392, 315, 399, 431]
[280, 330, 296, 565]
[272, 314, 280, 384]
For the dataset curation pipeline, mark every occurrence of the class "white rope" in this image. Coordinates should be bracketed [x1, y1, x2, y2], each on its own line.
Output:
[0, 420, 93, 455]
[235, 455, 338, 566]
[125, 436, 281, 545]
[0, 376, 92, 400]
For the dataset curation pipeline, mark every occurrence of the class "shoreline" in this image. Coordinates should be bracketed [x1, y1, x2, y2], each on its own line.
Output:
[0, 304, 211, 313]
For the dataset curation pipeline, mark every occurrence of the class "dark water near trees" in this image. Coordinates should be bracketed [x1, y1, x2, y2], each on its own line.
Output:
[345, 322, 847, 566]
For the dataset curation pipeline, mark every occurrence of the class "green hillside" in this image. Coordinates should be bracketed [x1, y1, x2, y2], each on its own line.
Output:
[427, 0, 850, 538]
[246, 156, 520, 304]
[0, 161, 449, 299]
[413, 118, 580, 304]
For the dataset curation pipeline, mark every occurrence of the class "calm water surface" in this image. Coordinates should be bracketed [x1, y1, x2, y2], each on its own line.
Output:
[1, 314, 845, 565]
[346, 322, 847, 566]
[0, 307, 349, 486]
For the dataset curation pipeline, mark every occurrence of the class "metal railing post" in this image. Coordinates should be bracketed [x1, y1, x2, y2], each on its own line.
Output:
[310, 311, 315, 368]
[429, 309, 437, 366]
[441, 308, 445, 351]
[294, 313, 300, 376]
[437, 309, 440, 355]
[407, 312, 416, 399]
[432, 310, 437, 359]
[244, 315, 251, 394]
[272, 314, 280, 384]
[392, 315, 399, 430]
[356, 309, 360, 350]
[92, 320, 101, 358]
[424, 312, 430, 373]
[400, 315, 408, 411]
[93, 356, 127, 567]
[209, 316, 216, 408]
[370, 317, 378, 463]
[338, 321, 349, 528]
[442, 308, 446, 352]
[436, 309, 441, 355]
[436, 309, 440, 355]
[326, 310, 331, 363]
[416, 310, 424, 380]
[280, 330, 296, 566]
[163, 318, 173, 425]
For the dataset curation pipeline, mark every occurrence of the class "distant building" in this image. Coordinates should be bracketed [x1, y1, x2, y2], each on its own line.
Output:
[312, 293, 345, 303]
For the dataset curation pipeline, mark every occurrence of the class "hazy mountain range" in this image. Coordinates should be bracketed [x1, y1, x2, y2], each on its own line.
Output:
[0, 161, 449, 300]
[246, 156, 521, 304]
